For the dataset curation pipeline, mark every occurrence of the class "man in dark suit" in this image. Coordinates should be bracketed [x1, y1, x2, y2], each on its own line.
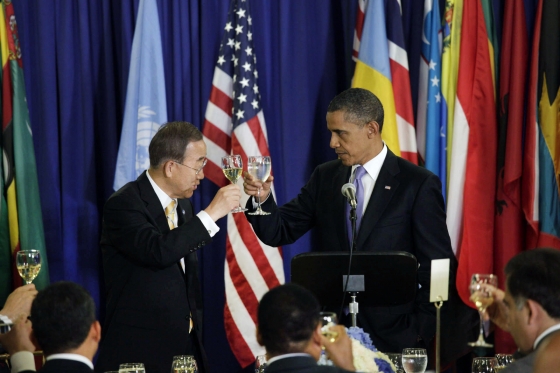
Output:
[479, 248, 560, 373]
[96, 122, 241, 373]
[257, 283, 356, 373]
[244, 88, 477, 363]
[0, 281, 100, 373]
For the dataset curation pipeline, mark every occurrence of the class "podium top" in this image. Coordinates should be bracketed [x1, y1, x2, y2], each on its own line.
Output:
[291, 251, 417, 308]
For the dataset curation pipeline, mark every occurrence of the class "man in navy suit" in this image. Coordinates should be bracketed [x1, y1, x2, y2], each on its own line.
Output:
[0, 281, 100, 373]
[244, 88, 477, 363]
[257, 283, 356, 373]
[96, 122, 241, 373]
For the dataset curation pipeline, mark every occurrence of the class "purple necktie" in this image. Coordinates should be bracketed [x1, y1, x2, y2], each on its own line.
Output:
[347, 166, 367, 244]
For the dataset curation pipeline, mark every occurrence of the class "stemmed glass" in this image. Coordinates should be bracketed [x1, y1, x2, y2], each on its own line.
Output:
[468, 274, 498, 347]
[221, 155, 247, 213]
[170, 355, 197, 373]
[471, 357, 497, 373]
[494, 354, 513, 372]
[385, 353, 404, 373]
[401, 348, 427, 373]
[254, 355, 267, 373]
[247, 156, 272, 216]
[319, 312, 338, 343]
[16, 250, 41, 285]
[317, 312, 338, 366]
[118, 363, 145, 373]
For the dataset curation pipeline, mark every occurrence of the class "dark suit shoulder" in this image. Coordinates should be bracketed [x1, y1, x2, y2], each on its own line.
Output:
[40, 358, 93, 373]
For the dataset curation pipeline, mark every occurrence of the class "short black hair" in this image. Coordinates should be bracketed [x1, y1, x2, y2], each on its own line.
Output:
[149, 121, 203, 167]
[327, 88, 384, 131]
[30, 282, 96, 355]
[505, 248, 560, 318]
[257, 284, 321, 355]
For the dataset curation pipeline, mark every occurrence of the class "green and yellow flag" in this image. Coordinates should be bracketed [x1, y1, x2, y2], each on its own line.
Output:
[0, 0, 49, 304]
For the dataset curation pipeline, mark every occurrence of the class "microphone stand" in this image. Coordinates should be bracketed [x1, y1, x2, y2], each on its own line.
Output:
[339, 204, 358, 326]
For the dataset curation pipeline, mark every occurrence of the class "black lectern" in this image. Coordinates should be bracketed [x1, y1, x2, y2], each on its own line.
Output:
[291, 251, 417, 309]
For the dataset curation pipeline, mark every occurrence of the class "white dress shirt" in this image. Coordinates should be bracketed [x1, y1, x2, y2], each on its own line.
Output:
[146, 170, 219, 271]
[349, 143, 387, 216]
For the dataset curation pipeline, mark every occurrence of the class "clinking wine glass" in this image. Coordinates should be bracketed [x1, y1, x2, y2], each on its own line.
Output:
[221, 155, 247, 213]
[16, 250, 41, 285]
[247, 156, 271, 216]
[401, 348, 427, 373]
[468, 273, 498, 348]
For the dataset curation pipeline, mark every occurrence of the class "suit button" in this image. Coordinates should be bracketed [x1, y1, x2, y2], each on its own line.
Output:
[201, 241, 205, 245]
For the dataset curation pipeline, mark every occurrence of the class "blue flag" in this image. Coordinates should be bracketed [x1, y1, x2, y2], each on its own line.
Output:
[418, 0, 446, 200]
[113, 0, 167, 191]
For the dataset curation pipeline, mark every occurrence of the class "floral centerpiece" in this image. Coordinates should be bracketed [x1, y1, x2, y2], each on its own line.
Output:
[347, 327, 397, 373]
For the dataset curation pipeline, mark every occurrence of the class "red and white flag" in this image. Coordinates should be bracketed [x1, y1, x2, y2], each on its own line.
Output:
[202, 0, 284, 367]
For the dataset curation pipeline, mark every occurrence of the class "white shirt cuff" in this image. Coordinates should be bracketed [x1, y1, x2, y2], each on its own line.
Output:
[197, 211, 220, 237]
[0, 313, 13, 324]
[10, 351, 36, 373]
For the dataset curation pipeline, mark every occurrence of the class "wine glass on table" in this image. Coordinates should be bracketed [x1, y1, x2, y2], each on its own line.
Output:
[118, 363, 145, 373]
[221, 155, 247, 213]
[16, 250, 41, 285]
[401, 348, 427, 373]
[471, 357, 498, 373]
[468, 273, 498, 348]
[494, 353, 513, 371]
[170, 355, 198, 373]
[247, 156, 271, 216]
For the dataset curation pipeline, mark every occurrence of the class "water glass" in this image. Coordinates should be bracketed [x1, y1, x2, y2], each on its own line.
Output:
[401, 348, 427, 373]
[255, 355, 267, 373]
[385, 353, 404, 373]
[171, 355, 197, 373]
[471, 357, 497, 373]
[118, 363, 145, 373]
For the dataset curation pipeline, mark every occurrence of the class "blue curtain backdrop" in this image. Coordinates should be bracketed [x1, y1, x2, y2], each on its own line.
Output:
[10, 0, 519, 372]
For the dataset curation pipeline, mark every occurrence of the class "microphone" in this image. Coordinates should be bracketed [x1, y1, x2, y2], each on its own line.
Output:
[341, 183, 357, 209]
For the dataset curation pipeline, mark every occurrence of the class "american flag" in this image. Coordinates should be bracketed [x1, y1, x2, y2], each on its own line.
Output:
[202, 0, 285, 367]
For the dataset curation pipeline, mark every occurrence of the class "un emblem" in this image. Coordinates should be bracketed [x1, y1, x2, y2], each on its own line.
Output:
[135, 106, 161, 174]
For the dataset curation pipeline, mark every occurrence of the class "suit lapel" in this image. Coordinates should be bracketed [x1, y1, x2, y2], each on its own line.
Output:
[138, 171, 170, 233]
[357, 149, 400, 250]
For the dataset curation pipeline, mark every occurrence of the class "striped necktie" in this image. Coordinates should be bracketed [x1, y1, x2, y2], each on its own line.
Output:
[165, 200, 176, 230]
[347, 166, 367, 245]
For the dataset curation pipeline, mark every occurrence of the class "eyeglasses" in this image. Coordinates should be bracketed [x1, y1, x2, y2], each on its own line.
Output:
[174, 158, 207, 175]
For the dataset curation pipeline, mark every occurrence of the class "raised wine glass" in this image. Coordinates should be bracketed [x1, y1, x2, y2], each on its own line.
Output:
[319, 312, 338, 343]
[471, 357, 497, 373]
[221, 155, 247, 213]
[468, 273, 498, 348]
[401, 348, 427, 373]
[16, 250, 41, 285]
[247, 156, 271, 216]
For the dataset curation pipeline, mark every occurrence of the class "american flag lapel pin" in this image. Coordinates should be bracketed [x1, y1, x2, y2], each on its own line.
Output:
[385, 185, 391, 190]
